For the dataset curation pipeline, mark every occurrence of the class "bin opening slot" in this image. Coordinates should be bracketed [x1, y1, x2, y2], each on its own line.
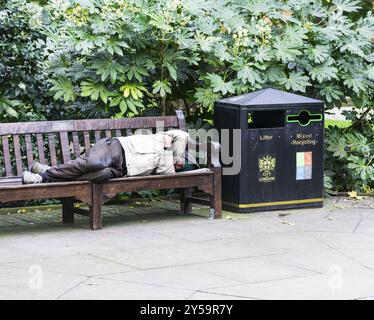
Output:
[287, 110, 322, 126]
[248, 110, 285, 129]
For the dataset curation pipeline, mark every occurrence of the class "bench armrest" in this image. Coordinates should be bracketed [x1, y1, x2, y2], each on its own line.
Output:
[187, 140, 221, 170]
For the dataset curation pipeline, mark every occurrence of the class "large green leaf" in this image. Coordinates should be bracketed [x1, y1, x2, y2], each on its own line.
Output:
[307, 45, 330, 64]
[152, 80, 172, 98]
[0, 96, 20, 118]
[207, 74, 235, 95]
[332, 0, 360, 13]
[284, 25, 308, 46]
[237, 66, 262, 86]
[99, 39, 129, 56]
[50, 78, 76, 103]
[124, 65, 149, 82]
[254, 46, 273, 63]
[119, 83, 148, 100]
[279, 72, 311, 92]
[109, 94, 144, 115]
[343, 74, 368, 93]
[310, 63, 338, 83]
[273, 39, 302, 62]
[80, 80, 111, 103]
[327, 137, 348, 159]
[91, 60, 124, 83]
[194, 87, 221, 110]
[318, 85, 344, 103]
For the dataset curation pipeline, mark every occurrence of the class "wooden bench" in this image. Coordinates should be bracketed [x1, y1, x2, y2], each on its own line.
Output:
[0, 111, 222, 230]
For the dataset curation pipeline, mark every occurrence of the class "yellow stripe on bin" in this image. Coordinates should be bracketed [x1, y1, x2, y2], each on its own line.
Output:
[223, 198, 323, 208]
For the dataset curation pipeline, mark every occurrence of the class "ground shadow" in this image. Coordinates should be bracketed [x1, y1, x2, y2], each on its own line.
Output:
[0, 203, 208, 236]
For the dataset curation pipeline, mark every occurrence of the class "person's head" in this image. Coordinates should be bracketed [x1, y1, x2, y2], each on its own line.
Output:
[172, 141, 185, 170]
[164, 130, 189, 171]
[173, 143, 184, 170]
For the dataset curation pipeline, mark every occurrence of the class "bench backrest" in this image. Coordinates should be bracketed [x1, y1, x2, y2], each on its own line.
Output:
[0, 111, 186, 177]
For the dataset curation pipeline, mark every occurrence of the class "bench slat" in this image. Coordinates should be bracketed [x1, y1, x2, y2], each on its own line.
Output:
[83, 131, 91, 156]
[1, 136, 13, 177]
[25, 134, 33, 169]
[72, 132, 81, 158]
[115, 130, 121, 137]
[13, 135, 23, 176]
[0, 176, 22, 185]
[36, 134, 46, 164]
[102, 173, 212, 194]
[105, 130, 112, 139]
[48, 133, 57, 166]
[59, 131, 71, 163]
[94, 131, 101, 143]
[175, 110, 187, 131]
[0, 116, 179, 135]
[0, 181, 91, 204]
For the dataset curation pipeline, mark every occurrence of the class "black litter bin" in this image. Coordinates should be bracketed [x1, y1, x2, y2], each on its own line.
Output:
[214, 88, 324, 212]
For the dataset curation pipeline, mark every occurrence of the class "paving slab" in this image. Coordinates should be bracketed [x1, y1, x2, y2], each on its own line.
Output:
[0, 246, 38, 265]
[260, 247, 367, 274]
[87, 236, 287, 270]
[140, 216, 295, 242]
[188, 255, 318, 284]
[203, 268, 374, 300]
[245, 230, 330, 252]
[99, 265, 241, 291]
[187, 291, 253, 300]
[285, 215, 362, 233]
[5, 254, 136, 277]
[308, 231, 374, 250]
[337, 248, 374, 271]
[58, 277, 193, 300]
[327, 208, 373, 220]
[353, 218, 374, 235]
[0, 265, 87, 300]
[0, 227, 105, 258]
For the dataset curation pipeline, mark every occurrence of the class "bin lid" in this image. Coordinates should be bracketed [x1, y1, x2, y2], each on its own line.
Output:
[215, 88, 323, 108]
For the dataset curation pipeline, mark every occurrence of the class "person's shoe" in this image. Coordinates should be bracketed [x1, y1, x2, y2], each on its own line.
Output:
[30, 162, 51, 174]
[22, 171, 43, 184]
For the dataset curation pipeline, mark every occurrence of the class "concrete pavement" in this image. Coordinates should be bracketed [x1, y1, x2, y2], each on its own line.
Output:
[0, 196, 373, 300]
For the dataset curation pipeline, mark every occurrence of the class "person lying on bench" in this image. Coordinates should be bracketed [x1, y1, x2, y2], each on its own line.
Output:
[22, 129, 189, 184]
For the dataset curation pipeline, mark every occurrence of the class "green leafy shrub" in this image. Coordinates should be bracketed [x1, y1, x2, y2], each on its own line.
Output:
[42, 0, 373, 121]
[325, 120, 374, 193]
[0, 0, 49, 122]
[1, 0, 373, 194]
[42, 0, 373, 193]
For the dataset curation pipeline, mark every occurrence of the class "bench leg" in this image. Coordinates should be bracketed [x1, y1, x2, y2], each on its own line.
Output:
[210, 172, 222, 219]
[90, 183, 102, 230]
[62, 198, 75, 224]
[180, 187, 192, 214]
